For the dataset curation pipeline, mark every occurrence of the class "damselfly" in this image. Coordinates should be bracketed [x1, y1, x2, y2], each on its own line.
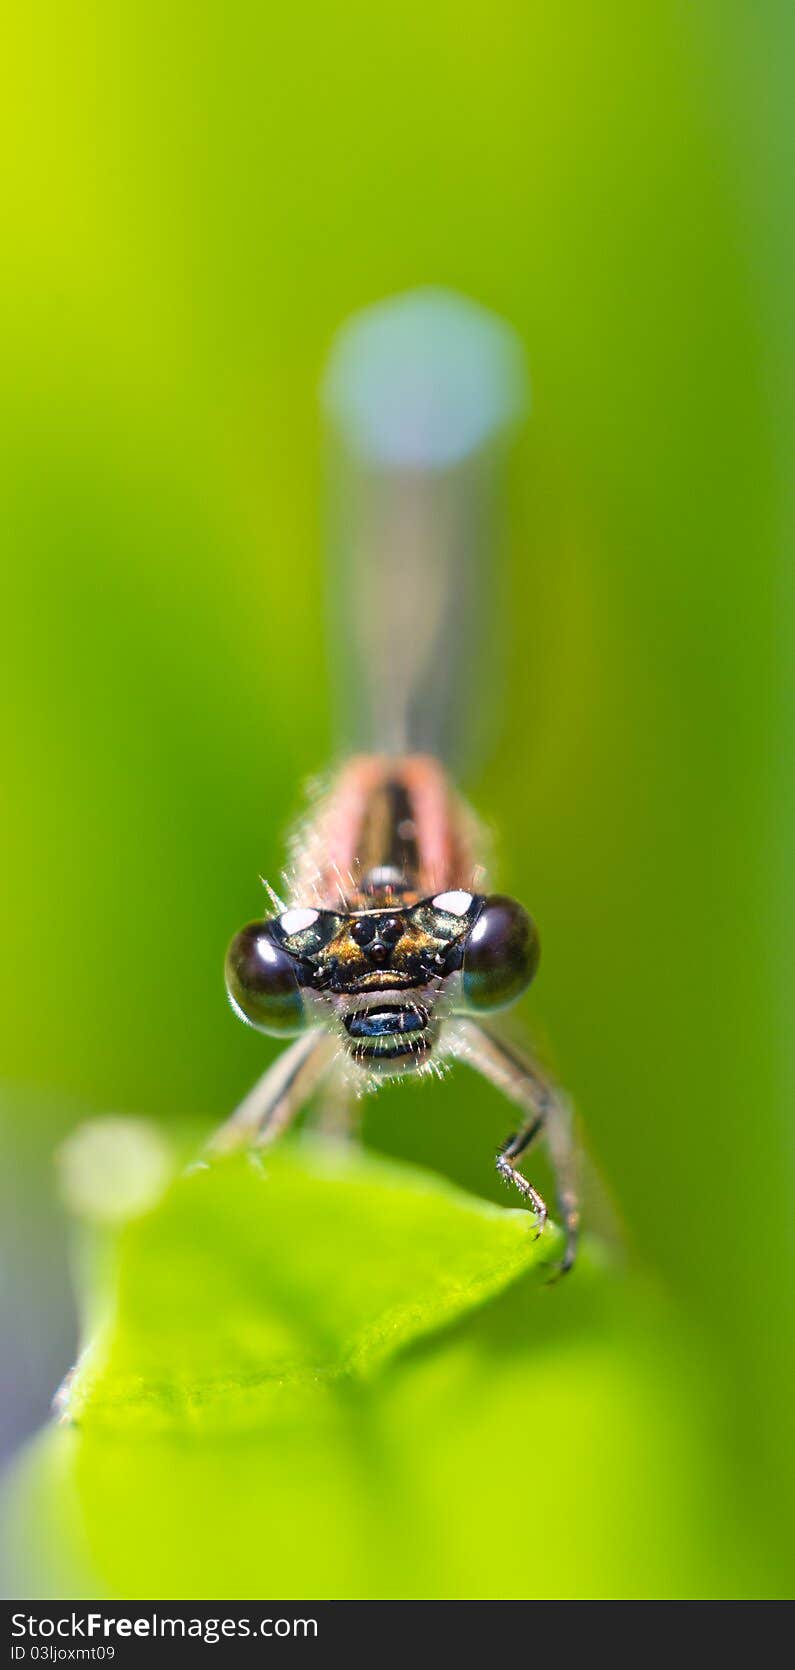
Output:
[210, 289, 580, 1272]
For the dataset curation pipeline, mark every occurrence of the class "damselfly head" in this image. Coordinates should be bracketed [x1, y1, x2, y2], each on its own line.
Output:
[226, 891, 540, 1076]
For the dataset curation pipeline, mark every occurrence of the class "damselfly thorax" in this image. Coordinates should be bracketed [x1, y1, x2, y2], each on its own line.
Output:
[212, 290, 580, 1273]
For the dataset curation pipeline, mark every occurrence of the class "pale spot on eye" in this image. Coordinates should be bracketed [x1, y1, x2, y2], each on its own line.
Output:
[431, 890, 472, 917]
[256, 936, 282, 964]
[279, 908, 320, 936]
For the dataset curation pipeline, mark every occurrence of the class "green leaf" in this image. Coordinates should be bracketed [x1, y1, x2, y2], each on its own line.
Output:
[65, 1141, 562, 1434]
[3, 1141, 779, 1599]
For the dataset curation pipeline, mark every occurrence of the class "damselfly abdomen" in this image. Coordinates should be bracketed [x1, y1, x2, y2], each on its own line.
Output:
[211, 290, 580, 1273]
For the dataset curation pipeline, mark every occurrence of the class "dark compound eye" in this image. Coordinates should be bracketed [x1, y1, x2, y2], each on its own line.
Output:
[460, 894, 540, 1012]
[225, 921, 307, 1036]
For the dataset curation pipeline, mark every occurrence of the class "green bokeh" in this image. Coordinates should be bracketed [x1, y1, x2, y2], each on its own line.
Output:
[1, 0, 793, 1597]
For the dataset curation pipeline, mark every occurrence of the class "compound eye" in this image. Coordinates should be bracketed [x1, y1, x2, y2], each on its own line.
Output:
[460, 895, 539, 1012]
[225, 921, 307, 1036]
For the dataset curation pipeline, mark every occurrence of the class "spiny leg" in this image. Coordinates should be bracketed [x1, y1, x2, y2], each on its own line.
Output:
[496, 1115, 547, 1236]
[206, 1029, 337, 1157]
[452, 1017, 580, 1273]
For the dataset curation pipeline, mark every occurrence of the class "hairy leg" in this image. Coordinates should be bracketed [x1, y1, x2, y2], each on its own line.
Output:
[451, 1017, 580, 1272]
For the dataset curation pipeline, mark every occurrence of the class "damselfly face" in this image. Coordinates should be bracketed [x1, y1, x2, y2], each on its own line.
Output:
[226, 885, 539, 1076]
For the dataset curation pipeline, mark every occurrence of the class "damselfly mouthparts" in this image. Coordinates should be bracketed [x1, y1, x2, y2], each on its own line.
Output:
[210, 289, 580, 1273]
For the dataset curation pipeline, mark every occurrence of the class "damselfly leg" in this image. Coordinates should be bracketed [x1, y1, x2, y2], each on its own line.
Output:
[208, 1031, 336, 1155]
[451, 1019, 580, 1273]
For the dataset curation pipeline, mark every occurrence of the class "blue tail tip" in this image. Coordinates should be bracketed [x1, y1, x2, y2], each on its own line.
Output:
[322, 286, 529, 469]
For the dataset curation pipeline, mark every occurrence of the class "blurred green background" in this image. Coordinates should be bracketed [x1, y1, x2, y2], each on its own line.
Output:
[1, 0, 794, 1598]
